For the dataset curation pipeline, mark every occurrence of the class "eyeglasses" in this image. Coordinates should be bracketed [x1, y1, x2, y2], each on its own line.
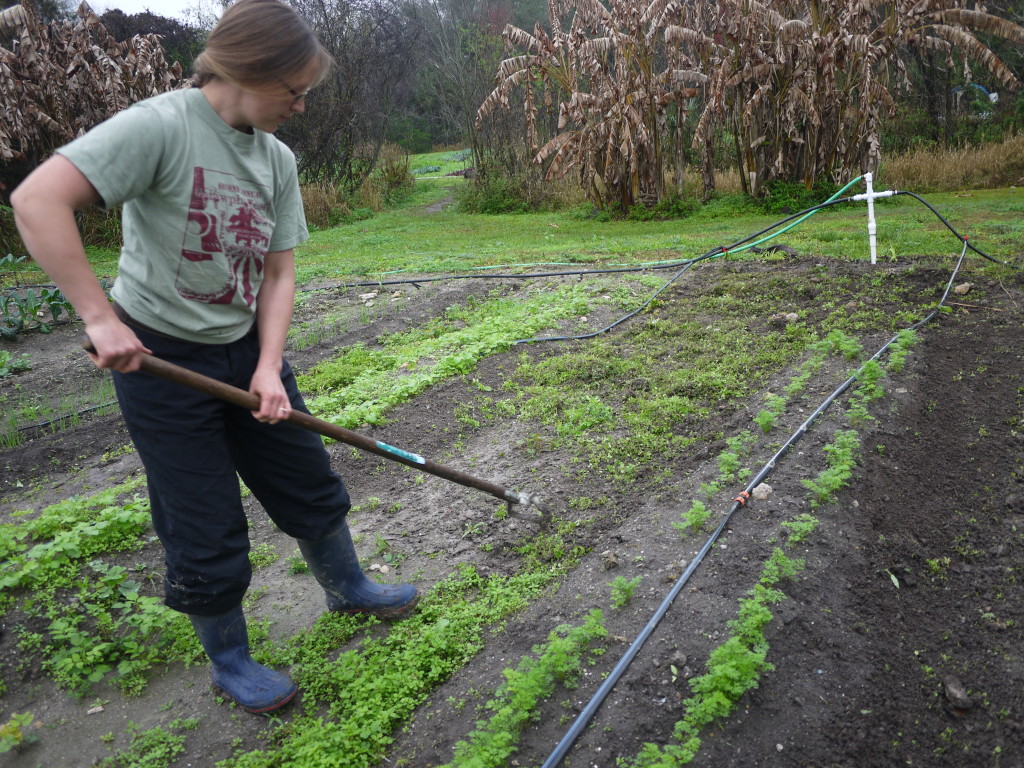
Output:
[277, 78, 310, 104]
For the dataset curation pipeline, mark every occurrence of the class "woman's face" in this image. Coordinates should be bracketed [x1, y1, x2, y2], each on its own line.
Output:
[235, 58, 322, 134]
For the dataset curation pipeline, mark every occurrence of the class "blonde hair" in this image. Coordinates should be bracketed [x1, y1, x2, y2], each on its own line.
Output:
[193, 0, 332, 90]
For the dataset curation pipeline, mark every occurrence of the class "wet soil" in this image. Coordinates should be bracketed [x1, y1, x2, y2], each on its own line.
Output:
[1, 254, 1022, 768]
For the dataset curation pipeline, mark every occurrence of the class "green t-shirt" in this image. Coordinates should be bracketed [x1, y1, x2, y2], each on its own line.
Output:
[58, 88, 309, 343]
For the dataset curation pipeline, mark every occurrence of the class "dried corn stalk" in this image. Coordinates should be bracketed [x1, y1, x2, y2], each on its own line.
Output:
[477, 0, 705, 210]
[481, 0, 1024, 204]
[672, 0, 1024, 196]
[0, 1, 184, 174]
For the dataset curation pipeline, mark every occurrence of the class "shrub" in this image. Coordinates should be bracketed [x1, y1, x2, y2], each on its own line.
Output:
[300, 182, 352, 230]
[758, 180, 841, 214]
[627, 193, 700, 221]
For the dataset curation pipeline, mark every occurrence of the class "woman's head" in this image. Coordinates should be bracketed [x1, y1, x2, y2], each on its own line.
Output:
[193, 0, 332, 92]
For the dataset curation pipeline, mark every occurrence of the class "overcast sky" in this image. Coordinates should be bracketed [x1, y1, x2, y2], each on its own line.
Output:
[92, 0, 218, 24]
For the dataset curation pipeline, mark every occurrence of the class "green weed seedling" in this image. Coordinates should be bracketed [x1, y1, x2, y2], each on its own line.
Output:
[248, 543, 278, 569]
[609, 575, 643, 609]
[286, 552, 309, 575]
[926, 556, 951, 579]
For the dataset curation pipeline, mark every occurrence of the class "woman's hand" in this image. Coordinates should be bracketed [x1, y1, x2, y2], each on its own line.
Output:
[84, 319, 151, 372]
[250, 365, 291, 424]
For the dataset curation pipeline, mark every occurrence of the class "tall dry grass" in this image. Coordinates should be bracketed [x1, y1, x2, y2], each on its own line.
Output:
[878, 133, 1024, 192]
[300, 183, 352, 229]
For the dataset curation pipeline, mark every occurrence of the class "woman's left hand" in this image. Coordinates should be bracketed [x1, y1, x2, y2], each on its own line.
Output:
[250, 366, 292, 424]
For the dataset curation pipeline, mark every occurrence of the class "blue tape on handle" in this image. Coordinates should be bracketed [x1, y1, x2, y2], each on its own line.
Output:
[375, 441, 426, 464]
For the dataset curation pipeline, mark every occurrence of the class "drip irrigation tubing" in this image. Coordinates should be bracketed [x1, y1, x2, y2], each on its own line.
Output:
[892, 191, 1004, 265]
[299, 193, 863, 296]
[539, 240, 971, 768]
[13, 399, 119, 438]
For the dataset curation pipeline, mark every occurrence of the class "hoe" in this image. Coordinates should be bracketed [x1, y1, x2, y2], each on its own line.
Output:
[84, 342, 549, 522]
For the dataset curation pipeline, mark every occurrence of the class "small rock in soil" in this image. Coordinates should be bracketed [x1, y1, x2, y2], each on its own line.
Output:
[601, 550, 620, 570]
[943, 674, 973, 713]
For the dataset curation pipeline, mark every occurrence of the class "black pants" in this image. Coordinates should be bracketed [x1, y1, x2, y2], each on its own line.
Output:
[112, 328, 349, 616]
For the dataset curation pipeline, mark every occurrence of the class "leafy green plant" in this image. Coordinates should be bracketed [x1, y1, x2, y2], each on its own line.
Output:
[0, 350, 32, 378]
[753, 394, 786, 433]
[802, 429, 860, 506]
[248, 543, 278, 569]
[926, 556, 951, 578]
[0, 286, 73, 335]
[226, 564, 567, 768]
[441, 610, 607, 768]
[758, 548, 805, 586]
[780, 514, 820, 546]
[96, 718, 198, 768]
[609, 575, 643, 609]
[286, 553, 309, 575]
[887, 329, 919, 373]
[300, 286, 592, 429]
[0, 484, 203, 695]
[628, 543, 808, 767]
[0, 712, 38, 753]
[673, 501, 712, 538]
[853, 360, 886, 402]
[813, 329, 863, 361]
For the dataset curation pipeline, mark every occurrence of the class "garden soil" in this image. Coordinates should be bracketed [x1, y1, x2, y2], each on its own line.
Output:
[1, 254, 1023, 768]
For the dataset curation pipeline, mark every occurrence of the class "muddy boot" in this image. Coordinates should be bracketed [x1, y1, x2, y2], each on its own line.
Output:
[297, 522, 419, 620]
[189, 606, 297, 714]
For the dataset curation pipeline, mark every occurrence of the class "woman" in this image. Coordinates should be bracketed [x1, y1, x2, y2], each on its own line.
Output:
[11, 0, 417, 714]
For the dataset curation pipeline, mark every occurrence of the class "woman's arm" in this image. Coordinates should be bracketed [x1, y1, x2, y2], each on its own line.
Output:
[11, 155, 150, 371]
[249, 248, 296, 423]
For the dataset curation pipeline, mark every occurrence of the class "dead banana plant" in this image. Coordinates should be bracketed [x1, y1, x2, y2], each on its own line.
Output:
[670, 0, 1024, 197]
[0, 1, 184, 187]
[477, 0, 706, 211]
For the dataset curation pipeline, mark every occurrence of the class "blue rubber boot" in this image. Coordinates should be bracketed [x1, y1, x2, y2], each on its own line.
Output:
[189, 607, 297, 714]
[297, 523, 419, 620]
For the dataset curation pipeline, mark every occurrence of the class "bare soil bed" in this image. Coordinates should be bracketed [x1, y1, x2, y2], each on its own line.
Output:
[1, 252, 1023, 768]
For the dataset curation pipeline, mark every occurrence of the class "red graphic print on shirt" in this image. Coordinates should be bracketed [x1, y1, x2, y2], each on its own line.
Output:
[178, 167, 272, 306]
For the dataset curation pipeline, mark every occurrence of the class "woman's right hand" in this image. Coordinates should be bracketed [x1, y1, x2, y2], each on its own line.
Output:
[84, 319, 151, 372]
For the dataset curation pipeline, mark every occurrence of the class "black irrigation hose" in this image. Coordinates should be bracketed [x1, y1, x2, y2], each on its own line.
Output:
[298, 258, 704, 296]
[14, 399, 120, 436]
[514, 255, 715, 344]
[892, 190, 1005, 265]
[302, 198, 862, 298]
[540, 240, 971, 768]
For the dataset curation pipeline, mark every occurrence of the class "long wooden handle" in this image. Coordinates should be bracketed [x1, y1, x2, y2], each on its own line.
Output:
[85, 342, 544, 510]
